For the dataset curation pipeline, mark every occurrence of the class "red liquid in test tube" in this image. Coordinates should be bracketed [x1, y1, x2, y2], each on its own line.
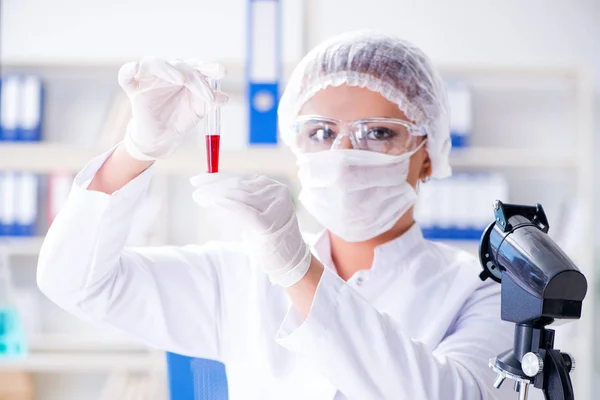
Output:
[205, 134, 220, 173]
[205, 77, 222, 173]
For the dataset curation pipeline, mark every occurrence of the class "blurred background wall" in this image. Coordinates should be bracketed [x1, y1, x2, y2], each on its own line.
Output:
[0, 1, 598, 399]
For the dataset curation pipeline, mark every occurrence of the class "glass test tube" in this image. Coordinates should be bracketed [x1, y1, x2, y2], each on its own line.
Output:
[205, 78, 221, 173]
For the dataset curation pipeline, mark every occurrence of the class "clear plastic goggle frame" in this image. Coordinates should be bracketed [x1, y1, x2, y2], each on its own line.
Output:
[293, 115, 427, 155]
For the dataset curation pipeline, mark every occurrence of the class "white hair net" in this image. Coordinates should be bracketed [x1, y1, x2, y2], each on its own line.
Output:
[278, 30, 452, 178]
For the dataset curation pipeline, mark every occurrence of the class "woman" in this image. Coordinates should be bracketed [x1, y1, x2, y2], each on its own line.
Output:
[38, 31, 512, 399]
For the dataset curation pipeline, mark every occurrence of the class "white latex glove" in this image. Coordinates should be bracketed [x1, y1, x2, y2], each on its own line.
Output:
[118, 57, 227, 161]
[191, 173, 312, 287]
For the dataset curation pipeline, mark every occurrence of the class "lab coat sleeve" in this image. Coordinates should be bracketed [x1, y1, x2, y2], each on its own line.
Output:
[276, 268, 511, 399]
[37, 148, 227, 360]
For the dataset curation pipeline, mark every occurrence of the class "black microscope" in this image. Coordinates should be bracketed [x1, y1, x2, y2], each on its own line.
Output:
[478, 201, 587, 400]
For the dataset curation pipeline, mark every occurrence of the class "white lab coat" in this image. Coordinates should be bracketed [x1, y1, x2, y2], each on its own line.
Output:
[37, 149, 515, 400]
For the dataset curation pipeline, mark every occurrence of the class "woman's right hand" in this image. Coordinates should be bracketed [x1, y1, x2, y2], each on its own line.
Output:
[118, 57, 227, 161]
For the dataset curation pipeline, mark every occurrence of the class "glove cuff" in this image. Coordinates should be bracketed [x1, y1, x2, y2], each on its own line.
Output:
[245, 215, 312, 287]
[274, 244, 312, 288]
[124, 120, 157, 162]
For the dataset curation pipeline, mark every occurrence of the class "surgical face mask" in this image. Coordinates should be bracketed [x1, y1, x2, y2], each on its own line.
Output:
[297, 141, 426, 242]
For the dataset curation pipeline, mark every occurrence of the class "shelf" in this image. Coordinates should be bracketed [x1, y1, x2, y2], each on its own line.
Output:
[28, 334, 150, 352]
[0, 352, 165, 373]
[449, 147, 576, 169]
[439, 64, 583, 78]
[0, 143, 297, 176]
[2, 59, 584, 79]
[0, 143, 578, 174]
[0, 236, 44, 256]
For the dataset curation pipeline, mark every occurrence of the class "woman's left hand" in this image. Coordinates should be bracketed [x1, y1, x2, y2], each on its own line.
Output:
[191, 173, 312, 287]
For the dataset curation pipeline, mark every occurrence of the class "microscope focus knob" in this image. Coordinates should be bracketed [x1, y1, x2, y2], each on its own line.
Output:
[562, 352, 575, 372]
[522, 352, 544, 377]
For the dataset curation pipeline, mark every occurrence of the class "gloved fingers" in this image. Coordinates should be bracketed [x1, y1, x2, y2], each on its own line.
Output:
[221, 176, 286, 209]
[191, 174, 270, 215]
[190, 173, 279, 211]
[193, 185, 246, 207]
[184, 59, 227, 81]
[172, 61, 216, 103]
[188, 93, 208, 121]
[192, 186, 255, 214]
[227, 182, 292, 220]
[240, 176, 289, 198]
[192, 184, 245, 205]
[191, 174, 254, 206]
[189, 92, 228, 122]
[138, 57, 185, 86]
[260, 195, 292, 218]
[193, 190, 265, 232]
[227, 174, 274, 190]
[118, 62, 141, 93]
[213, 91, 229, 106]
[251, 175, 286, 192]
[192, 186, 223, 207]
[182, 60, 228, 106]
[237, 181, 283, 205]
[222, 175, 285, 204]
[190, 171, 252, 188]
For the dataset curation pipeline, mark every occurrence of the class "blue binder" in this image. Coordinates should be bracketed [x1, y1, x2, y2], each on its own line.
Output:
[247, 0, 281, 145]
[17, 75, 44, 142]
[13, 172, 38, 237]
[0, 76, 21, 141]
[0, 172, 5, 236]
[0, 172, 17, 236]
[446, 81, 472, 148]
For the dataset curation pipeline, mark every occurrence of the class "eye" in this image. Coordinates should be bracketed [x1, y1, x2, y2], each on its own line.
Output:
[366, 127, 396, 140]
[308, 125, 336, 141]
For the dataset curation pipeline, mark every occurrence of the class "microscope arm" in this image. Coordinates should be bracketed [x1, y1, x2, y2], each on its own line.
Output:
[542, 349, 574, 400]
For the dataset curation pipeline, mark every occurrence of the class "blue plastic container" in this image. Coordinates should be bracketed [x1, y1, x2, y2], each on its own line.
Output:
[0, 307, 28, 358]
[167, 353, 228, 400]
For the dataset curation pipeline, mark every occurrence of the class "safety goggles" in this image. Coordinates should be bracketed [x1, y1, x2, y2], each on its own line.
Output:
[293, 115, 427, 155]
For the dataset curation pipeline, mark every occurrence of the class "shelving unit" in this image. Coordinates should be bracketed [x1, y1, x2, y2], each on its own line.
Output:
[0, 353, 165, 373]
[0, 237, 44, 256]
[0, 334, 163, 375]
[27, 334, 149, 352]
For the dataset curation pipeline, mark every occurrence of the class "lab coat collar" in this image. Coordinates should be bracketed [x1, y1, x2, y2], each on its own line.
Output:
[310, 231, 336, 271]
[372, 223, 424, 270]
[309, 223, 425, 273]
